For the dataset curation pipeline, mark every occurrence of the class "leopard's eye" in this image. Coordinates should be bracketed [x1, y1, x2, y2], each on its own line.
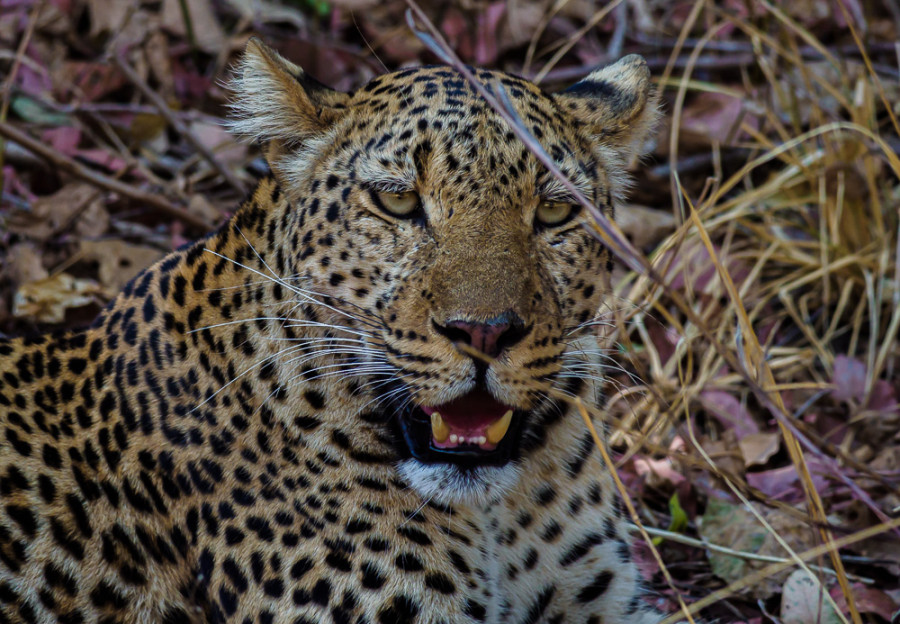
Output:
[374, 190, 422, 219]
[536, 200, 578, 227]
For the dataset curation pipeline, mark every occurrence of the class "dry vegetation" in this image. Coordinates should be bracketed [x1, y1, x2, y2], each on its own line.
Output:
[1, 0, 899, 622]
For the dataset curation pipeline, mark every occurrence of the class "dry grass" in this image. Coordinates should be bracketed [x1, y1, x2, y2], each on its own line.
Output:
[1, 0, 898, 620]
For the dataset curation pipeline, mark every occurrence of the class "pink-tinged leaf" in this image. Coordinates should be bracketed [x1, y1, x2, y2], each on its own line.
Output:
[74, 149, 129, 174]
[439, 9, 471, 61]
[746, 461, 828, 502]
[867, 380, 897, 413]
[699, 390, 758, 439]
[832, 355, 866, 402]
[633, 455, 685, 487]
[474, 3, 505, 66]
[665, 242, 750, 294]
[18, 62, 51, 97]
[42, 126, 81, 156]
[680, 90, 758, 146]
[172, 60, 212, 103]
[65, 61, 125, 102]
[2, 165, 37, 202]
[830, 583, 898, 620]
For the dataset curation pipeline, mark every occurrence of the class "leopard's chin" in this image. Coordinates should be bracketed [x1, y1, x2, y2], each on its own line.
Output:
[395, 388, 528, 468]
[396, 459, 522, 507]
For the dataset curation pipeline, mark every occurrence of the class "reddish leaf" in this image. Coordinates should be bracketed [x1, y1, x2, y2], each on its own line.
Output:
[41, 126, 80, 156]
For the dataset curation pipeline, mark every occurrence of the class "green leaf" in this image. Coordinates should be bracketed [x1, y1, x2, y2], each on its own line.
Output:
[10, 96, 70, 126]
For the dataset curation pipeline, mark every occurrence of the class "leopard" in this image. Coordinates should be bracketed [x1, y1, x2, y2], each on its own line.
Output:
[0, 38, 668, 623]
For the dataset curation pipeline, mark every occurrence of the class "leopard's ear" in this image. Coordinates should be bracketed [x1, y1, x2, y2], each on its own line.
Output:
[554, 55, 658, 159]
[228, 38, 349, 144]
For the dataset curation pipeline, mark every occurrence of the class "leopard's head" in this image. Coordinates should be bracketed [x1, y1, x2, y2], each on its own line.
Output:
[230, 39, 657, 504]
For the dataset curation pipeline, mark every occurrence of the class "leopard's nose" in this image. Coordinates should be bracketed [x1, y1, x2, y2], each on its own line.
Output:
[432, 313, 530, 358]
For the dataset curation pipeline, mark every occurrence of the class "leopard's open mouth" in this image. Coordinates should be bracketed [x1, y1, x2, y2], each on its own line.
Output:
[397, 388, 525, 467]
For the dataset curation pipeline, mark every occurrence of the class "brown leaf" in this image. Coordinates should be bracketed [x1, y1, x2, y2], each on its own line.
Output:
[189, 122, 247, 166]
[616, 204, 676, 250]
[79, 240, 164, 293]
[738, 432, 781, 468]
[86, 0, 133, 35]
[5, 183, 104, 241]
[13, 273, 104, 324]
[162, 0, 225, 53]
[7, 243, 49, 285]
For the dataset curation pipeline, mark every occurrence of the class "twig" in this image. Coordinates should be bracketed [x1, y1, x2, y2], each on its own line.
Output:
[0, 0, 44, 201]
[0, 120, 212, 231]
[111, 55, 246, 195]
[630, 525, 875, 584]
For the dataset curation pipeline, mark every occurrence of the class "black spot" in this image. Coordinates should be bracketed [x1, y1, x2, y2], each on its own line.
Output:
[576, 570, 614, 603]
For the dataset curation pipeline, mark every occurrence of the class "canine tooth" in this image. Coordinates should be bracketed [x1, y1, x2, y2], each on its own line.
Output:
[449, 434, 458, 444]
[431, 412, 450, 443]
[486, 410, 513, 445]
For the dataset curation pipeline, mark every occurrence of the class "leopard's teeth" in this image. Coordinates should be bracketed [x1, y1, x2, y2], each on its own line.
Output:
[431, 412, 450, 443]
[486, 409, 513, 445]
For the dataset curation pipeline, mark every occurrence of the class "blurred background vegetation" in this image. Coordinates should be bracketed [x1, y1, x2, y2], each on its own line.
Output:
[1, 0, 899, 621]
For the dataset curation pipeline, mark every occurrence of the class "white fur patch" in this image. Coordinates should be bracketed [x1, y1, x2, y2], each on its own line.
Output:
[397, 459, 521, 508]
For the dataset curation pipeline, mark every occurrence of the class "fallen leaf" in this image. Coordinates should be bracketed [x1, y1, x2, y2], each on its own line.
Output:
[679, 90, 758, 147]
[738, 432, 781, 467]
[831, 583, 898, 620]
[79, 240, 164, 293]
[10, 95, 69, 125]
[699, 498, 815, 598]
[633, 455, 685, 488]
[7, 243, 48, 285]
[746, 460, 829, 502]
[86, 0, 132, 35]
[698, 390, 758, 439]
[12, 273, 104, 324]
[4, 183, 104, 241]
[832, 355, 866, 403]
[781, 569, 840, 624]
[616, 204, 677, 251]
[41, 126, 81, 156]
[162, 0, 225, 53]
[189, 121, 247, 165]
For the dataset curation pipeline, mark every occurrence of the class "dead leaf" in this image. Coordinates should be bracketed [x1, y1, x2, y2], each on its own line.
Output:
[831, 583, 898, 621]
[698, 390, 758, 439]
[79, 240, 164, 293]
[832, 355, 867, 403]
[7, 243, 49, 285]
[780, 569, 840, 624]
[4, 183, 104, 241]
[162, 0, 225, 53]
[679, 90, 757, 147]
[188, 194, 222, 224]
[86, 0, 132, 36]
[746, 459, 829, 502]
[189, 121, 247, 165]
[616, 204, 677, 250]
[738, 432, 781, 468]
[699, 498, 815, 598]
[13, 273, 104, 324]
[225, 0, 309, 26]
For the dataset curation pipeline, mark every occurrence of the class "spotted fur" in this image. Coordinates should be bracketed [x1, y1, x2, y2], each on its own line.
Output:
[0, 39, 666, 623]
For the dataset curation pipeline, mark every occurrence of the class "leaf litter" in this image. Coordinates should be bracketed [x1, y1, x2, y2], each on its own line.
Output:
[1, 0, 899, 621]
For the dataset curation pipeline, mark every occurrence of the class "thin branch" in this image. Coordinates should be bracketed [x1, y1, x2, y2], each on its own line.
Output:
[112, 55, 247, 195]
[0, 120, 213, 231]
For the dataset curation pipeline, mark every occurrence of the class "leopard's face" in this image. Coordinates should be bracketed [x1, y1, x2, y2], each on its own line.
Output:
[231, 40, 657, 504]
